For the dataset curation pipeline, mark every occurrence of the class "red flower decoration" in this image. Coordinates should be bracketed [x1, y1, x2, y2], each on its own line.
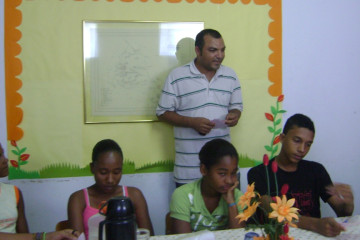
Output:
[283, 223, 289, 234]
[277, 94, 284, 102]
[265, 113, 274, 121]
[10, 160, 18, 167]
[10, 140, 17, 147]
[279, 235, 291, 240]
[20, 154, 30, 161]
[281, 184, 289, 196]
[273, 135, 280, 145]
[263, 154, 269, 166]
[271, 160, 278, 173]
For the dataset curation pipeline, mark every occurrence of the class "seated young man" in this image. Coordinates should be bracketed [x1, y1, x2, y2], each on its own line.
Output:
[169, 139, 245, 234]
[247, 113, 354, 237]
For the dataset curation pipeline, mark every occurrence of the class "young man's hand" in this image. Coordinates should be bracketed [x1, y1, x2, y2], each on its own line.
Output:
[314, 217, 345, 237]
[327, 183, 354, 217]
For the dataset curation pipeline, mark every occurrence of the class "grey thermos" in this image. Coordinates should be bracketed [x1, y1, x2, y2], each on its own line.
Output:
[98, 196, 137, 240]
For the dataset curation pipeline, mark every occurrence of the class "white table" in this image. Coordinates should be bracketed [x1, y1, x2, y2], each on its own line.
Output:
[150, 216, 360, 240]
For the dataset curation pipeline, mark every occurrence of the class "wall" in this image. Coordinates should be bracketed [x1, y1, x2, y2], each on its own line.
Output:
[1, 0, 360, 235]
[282, 0, 360, 217]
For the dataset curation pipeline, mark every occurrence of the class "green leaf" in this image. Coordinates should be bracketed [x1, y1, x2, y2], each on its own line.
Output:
[271, 106, 277, 115]
[273, 145, 279, 153]
[19, 147, 27, 154]
[278, 110, 287, 113]
[274, 119, 281, 125]
[20, 161, 28, 165]
[268, 126, 274, 133]
[265, 145, 272, 151]
[11, 150, 20, 156]
[275, 128, 282, 135]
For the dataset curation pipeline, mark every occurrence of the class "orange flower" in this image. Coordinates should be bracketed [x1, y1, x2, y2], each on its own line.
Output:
[254, 235, 270, 240]
[236, 201, 259, 223]
[269, 195, 299, 223]
[238, 183, 258, 208]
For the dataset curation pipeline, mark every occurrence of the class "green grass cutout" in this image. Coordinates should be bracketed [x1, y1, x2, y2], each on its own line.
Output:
[39, 163, 91, 178]
[135, 159, 174, 173]
[238, 154, 261, 168]
[9, 156, 263, 180]
[9, 167, 40, 179]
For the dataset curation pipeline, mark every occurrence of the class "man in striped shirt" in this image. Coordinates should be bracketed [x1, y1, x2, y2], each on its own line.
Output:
[156, 29, 243, 187]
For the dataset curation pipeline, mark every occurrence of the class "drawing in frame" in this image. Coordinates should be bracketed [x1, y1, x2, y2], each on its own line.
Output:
[83, 20, 204, 123]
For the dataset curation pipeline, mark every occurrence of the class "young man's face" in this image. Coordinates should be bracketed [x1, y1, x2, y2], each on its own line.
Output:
[201, 155, 238, 194]
[280, 126, 314, 165]
[195, 35, 225, 72]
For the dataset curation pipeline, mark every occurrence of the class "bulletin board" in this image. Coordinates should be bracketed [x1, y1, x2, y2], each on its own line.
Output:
[4, 0, 282, 179]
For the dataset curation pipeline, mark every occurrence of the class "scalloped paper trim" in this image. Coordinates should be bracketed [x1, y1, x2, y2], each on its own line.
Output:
[5, 0, 282, 141]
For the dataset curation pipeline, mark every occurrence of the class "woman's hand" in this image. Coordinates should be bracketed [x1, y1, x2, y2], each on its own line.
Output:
[46, 229, 80, 240]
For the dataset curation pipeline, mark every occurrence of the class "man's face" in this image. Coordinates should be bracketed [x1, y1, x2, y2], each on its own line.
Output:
[195, 35, 225, 72]
[280, 126, 314, 165]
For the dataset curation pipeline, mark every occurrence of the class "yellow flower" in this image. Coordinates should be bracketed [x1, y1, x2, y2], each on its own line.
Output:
[269, 195, 299, 223]
[235, 201, 259, 223]
[238, 182, 258, 208]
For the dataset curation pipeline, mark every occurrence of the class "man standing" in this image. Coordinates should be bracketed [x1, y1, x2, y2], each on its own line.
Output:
[247, 113, 354, 237]
[156, 29, 243, 187]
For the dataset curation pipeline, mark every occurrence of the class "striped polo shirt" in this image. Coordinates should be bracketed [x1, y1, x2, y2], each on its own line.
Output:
[156, 60, 243, 183]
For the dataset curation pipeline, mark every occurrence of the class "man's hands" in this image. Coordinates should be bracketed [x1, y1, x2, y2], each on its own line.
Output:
[158, 109, 241, 135]
[225, 109, 241, 127]
[190, 117, 215, 135]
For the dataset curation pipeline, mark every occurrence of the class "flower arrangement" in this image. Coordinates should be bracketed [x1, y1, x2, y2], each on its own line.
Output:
[236, 154, 299, 240]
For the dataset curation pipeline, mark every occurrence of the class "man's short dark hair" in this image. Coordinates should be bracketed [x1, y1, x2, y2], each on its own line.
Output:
[195, 29, 222, 52]
[283, 114, 315, 135]
[199, 138, 238, 169]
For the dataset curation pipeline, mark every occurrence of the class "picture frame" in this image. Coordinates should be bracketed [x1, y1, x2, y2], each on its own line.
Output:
[83, 20, 204, 123]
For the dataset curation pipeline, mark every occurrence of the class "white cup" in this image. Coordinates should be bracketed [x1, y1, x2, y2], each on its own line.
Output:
[137, 228, 150, 240]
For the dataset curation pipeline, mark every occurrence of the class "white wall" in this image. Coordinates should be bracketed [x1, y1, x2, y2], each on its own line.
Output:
[282, 0, 360, 217]
[1, 0, 360, 235]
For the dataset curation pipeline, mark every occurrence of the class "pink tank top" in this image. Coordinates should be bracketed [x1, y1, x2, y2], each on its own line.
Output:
[82, 186, 129, 240]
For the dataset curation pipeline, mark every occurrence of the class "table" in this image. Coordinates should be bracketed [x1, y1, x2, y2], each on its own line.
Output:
[150, 216, 360, 240]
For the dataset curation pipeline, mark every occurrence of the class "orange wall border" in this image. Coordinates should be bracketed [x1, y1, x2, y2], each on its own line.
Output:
[4, 0, 282, 141]
[5, 0, 23, 141]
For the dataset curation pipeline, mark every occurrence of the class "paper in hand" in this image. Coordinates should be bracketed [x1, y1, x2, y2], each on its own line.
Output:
[211, 119, 227, 129]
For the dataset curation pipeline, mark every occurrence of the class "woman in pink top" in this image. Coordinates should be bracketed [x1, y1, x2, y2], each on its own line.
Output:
[67, 139, 154, 240]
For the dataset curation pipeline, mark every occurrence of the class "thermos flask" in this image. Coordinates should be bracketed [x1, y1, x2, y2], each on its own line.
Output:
[98, 196, 137, 240]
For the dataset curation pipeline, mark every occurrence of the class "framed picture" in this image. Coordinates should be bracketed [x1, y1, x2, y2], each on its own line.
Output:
[83, 21, 204, 123]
